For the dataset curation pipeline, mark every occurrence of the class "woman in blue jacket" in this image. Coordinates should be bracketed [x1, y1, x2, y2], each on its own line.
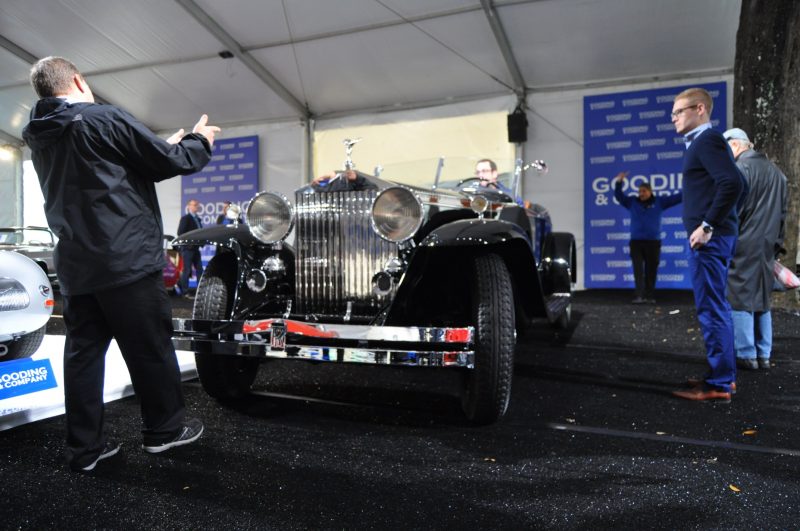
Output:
[614, 171, 682, 304]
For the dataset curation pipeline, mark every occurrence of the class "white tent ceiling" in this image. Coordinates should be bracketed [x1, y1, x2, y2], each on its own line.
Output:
[0, 0, 741, 144]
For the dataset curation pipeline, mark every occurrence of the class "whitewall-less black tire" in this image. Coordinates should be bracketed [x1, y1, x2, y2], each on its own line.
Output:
[193, 271, 259, 400]
[461, 253, 515, 424]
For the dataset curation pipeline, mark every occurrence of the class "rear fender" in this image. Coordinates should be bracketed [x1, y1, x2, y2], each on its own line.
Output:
[496, 205, 532, 242]
[541, 232, 576, 294]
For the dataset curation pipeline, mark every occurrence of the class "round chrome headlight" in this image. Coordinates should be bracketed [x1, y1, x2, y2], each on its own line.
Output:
[371, 186, 423, 243]
[246, 192, 294, 244]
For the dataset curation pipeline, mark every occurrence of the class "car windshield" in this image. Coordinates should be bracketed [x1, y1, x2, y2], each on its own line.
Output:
[0, 228, 55, 246]
[375, 156, 517, 191]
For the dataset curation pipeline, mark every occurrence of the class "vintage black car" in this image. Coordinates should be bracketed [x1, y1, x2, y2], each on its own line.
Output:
[173, 146, 575, 424]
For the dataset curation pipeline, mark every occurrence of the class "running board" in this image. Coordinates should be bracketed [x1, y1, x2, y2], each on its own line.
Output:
[545, 293, 571, 320]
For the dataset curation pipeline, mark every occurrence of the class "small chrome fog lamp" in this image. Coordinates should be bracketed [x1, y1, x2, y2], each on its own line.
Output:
[470, 196, 489, 215]
[245, 269, 268, 293]
[372, 271, 393, 295]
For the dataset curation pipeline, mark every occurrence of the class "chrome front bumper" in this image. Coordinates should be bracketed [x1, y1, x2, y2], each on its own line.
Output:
[172, 318, 475, 368]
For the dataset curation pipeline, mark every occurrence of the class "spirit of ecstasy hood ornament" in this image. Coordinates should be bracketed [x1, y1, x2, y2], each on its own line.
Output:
[342, 138, 361, 170]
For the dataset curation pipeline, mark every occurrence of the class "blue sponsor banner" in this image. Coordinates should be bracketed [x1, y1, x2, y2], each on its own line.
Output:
[180, 135, 260, 286]
[583, 82, 726, 289]
[0, 358, 58, 400]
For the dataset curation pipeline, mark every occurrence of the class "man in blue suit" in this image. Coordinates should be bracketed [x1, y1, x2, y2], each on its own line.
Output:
[670, 87, 744, 402]
[177, 198, 204, 297]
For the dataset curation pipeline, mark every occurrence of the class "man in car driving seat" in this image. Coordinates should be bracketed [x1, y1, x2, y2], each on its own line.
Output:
[475, 159, 525, 206]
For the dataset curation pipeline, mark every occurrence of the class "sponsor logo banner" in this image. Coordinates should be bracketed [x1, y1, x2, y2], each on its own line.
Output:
[180, 135, 260, 287]
[0, 358, 58, 400]
[583, 82, 727, 289]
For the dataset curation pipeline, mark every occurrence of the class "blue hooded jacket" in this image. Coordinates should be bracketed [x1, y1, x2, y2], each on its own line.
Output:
[614, 180, 682, 241]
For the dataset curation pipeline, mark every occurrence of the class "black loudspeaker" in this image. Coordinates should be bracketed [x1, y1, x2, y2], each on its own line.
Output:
[507, 109, 528, 144]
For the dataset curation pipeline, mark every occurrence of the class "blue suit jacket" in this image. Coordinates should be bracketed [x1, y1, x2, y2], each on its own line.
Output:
[681, 129, 744, 236]
[178, 213, 202, 235]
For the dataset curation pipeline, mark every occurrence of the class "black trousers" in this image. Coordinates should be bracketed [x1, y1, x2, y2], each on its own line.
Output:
[179, 248, 204, 293]
[62, 271, 185, 469]
[629, 239, 661, 299]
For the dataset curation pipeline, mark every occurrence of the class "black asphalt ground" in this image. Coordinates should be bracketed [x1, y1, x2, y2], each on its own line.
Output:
[3, 289, 800, 529]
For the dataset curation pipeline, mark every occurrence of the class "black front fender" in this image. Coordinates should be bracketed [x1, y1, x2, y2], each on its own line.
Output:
[173, 224, 261, 251]
[419, 218, 531, 249]
[387, 219, 548, 326]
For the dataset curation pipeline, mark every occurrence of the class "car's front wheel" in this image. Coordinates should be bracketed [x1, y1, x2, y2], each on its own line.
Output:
[193, 270, 259, 400]
[461, 253, 515, 424]
[0, 326, 46, 362]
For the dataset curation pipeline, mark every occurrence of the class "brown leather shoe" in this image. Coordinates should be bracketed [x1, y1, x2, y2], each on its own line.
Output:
[686, 378, 736, 393]
[672, 386, 731, 403]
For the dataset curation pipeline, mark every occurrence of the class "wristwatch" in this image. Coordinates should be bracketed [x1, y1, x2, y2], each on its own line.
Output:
[701, 221, 714, 234]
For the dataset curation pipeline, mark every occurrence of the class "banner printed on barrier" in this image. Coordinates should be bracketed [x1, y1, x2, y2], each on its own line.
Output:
[583, 82, 727, 289]
[0, 358, 58, 400]
[180, 135, 260, 286]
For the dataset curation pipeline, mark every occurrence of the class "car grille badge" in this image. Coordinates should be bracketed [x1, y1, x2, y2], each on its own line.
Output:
[270, 320, 287, 351]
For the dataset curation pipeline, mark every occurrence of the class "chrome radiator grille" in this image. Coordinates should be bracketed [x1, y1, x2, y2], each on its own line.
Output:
[294, 190, 398, 318]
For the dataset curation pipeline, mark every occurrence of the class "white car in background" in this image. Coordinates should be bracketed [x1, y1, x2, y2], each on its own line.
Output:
[0, 251, 54, 361]
[0, 226, 58, 287]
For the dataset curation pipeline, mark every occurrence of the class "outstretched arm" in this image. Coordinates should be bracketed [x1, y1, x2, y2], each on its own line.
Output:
[108, 109, 220, 181]
[613, 172, 632, 208]
[660, 191, 683, 209]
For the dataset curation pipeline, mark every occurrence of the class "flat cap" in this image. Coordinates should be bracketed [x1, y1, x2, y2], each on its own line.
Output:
[723, 127, 750, 142]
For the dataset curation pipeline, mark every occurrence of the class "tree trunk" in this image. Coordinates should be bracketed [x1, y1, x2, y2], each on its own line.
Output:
[732, 1, 800, 308]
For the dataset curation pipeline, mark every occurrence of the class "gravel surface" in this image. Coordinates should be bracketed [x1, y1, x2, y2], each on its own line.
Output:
[10, 288, 800, 529]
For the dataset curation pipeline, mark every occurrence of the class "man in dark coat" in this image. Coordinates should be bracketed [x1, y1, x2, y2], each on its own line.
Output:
[613, 171, 682, 304]
[22, 56, 219, 471]
[177, 198, 204, 296]
[311, 169, 378, 191]
[724, 127, 788, 370]
[669, 87, 744, 403]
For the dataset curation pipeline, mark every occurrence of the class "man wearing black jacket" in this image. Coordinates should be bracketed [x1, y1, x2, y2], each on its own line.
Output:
[22, 56, 220, 471]
[669, 87, 744, 403]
